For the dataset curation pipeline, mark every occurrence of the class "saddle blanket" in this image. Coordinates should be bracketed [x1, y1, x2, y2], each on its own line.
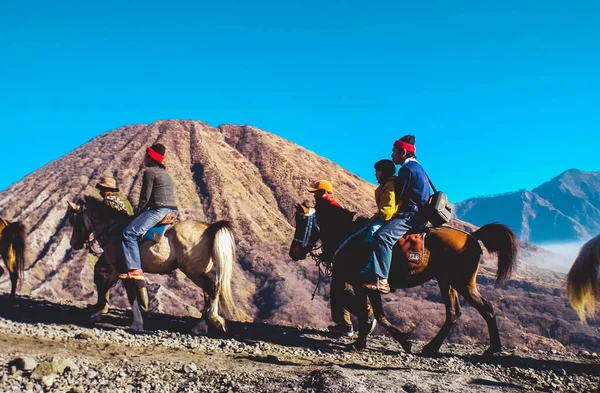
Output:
[141, 225, 170, 243]
[396, 232, 428, 266]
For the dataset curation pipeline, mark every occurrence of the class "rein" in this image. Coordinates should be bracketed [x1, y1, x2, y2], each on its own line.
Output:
[309, 249, 332, 300]
[293, 208, 332, 300]
[76, 207, 119, 256]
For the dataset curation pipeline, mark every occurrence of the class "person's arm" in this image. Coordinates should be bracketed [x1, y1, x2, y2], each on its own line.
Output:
[137, 170, 154, 213]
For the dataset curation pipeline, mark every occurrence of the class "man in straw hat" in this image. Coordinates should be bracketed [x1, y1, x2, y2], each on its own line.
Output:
[90, 176, 134, 315]
[96, 176, 134, 216]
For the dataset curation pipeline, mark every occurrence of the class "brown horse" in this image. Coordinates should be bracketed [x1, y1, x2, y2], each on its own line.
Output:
[0, 217, 26, 301]
[567, 233, 600, 393]
[289, 199, 518, 355]
[67, 196, 239, 333]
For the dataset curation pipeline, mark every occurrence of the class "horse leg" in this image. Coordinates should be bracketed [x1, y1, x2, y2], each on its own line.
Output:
[123, 278, 148, 332]
[422, 280, 460, 355]
[367, 291, 412, 353]
[456, 284, 501, 355]
[9, 271, 18, 301]
[188, 274, 218, 335]
[351, 285, 371, 351]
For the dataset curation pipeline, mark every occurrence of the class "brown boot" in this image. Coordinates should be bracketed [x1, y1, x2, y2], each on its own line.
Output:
[362, 278, 390, 294]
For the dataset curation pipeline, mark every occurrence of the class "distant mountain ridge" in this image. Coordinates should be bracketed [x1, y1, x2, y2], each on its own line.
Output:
[454, 169, 600, 244]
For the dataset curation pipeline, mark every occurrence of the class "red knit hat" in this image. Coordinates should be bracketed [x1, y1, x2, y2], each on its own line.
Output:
[146, 144, 165, 163]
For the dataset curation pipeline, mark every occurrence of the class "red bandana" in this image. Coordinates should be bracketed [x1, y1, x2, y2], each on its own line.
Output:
[146, 146, 164, 163]
[394, 140, 416, 154]
[323, 193, 343, 208]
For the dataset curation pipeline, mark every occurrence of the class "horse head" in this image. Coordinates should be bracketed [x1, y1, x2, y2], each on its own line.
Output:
[289, 203, 321, 261]
[67, 200, 92, 250]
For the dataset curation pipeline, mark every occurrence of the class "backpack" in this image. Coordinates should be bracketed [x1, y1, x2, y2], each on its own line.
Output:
[424, 177, 452, 227]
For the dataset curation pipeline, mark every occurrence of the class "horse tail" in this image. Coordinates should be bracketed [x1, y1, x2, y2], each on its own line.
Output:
[472, 223, 518, 284]
[208, 221, 238, 319]
[567, 234, 600, 322]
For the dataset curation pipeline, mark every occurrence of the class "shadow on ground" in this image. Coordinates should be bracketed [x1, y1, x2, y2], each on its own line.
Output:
[1, 294, 598, 378]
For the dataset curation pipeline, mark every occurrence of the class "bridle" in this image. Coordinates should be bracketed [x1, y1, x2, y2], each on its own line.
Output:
[70, 205, 112, 256]
[292, 207, 320, 249]
[292, 207, 334, 299]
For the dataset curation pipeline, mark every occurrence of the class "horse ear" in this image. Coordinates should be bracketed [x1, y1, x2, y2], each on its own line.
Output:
[296, 203, 309, 214]
[67, 201, 80, 211]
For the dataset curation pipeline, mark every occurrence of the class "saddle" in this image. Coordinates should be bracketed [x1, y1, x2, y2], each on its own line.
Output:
[393, 230, 430, 275]
[139, 212, 177, 243]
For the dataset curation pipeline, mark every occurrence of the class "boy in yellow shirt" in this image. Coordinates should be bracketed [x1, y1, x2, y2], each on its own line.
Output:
[361, 159, 398, 277]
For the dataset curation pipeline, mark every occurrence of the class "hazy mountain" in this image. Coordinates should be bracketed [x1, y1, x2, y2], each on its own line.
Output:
[454, 170, 600, 244]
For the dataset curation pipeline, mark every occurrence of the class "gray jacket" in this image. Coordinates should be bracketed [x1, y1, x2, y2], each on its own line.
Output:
[138, 166, 177, 213]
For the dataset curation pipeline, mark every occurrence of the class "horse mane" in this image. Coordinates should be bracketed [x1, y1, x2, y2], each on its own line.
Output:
[83, 195, 132, 223]
[315, 199, 368, 233]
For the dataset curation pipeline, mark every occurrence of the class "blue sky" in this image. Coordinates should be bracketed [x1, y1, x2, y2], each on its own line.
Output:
[1, 1, 599, 202]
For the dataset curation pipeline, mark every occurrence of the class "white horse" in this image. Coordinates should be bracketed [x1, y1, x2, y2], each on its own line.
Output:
[67, 196, 239, 333]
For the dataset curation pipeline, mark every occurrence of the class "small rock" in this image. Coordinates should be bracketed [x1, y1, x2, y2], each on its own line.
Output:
[13, 356, 37, 371]
[75, 331, 94, 340]
[86, 370, 98, 379]
[41, 375, 56, 387]
[183, 363, 198, 373]
[403, 383, 426, 393]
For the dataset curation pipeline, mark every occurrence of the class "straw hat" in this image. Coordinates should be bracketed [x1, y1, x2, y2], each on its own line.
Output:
[95, 176, 119, 192]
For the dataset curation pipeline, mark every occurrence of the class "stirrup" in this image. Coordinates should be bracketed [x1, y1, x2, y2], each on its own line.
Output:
[119, 269, 145, 280]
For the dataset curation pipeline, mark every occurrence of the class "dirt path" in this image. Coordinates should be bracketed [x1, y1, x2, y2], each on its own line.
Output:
[0, 295, 598, 392]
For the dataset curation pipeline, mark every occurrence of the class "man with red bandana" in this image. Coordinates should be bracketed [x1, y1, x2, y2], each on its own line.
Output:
[362, 135, 431, 294]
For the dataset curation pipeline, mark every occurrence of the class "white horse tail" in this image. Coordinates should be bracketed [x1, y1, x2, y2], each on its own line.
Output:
[567, 233, 600, 321]
[208, 221, 238, 319]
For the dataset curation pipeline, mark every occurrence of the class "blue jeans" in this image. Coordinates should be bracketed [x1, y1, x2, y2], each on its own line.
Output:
[360, 220, 384, 275]
[122, 207, 177, 271]
[369, 212, 425, 279]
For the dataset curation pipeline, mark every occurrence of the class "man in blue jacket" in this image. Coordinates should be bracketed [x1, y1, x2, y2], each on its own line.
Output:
[362, 135, 431, 294]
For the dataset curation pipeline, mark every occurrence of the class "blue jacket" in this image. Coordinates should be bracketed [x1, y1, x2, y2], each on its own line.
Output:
[394, 158, 430, 214]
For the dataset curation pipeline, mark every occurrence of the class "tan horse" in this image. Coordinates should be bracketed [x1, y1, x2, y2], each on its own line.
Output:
[567, 233, 600, 393]
[0, 217, 26, 301]
[289, 200, 518, 355]
[67, 196, 239, 333]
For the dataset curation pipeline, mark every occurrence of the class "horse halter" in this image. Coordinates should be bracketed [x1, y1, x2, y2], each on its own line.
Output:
[293, 208, 321, 249]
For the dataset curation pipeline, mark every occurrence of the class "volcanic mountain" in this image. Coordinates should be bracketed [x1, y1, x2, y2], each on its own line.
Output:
[0, 120, 597, 351]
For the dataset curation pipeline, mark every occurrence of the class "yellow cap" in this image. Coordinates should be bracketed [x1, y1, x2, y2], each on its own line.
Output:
[306, 180, 333, 193]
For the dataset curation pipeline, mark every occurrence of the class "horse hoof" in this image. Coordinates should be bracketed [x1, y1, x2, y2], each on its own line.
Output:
[191, 320, 209, 336]
[482, 347, 501, 357]
[129, 322, 144, 332]
[350, 339, 367, 351]
[90, 312, 102, 323]
[401, 341, 413, 354]
[421, 344, 440, 356]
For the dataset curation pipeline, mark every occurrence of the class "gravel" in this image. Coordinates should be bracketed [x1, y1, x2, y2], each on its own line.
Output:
[0, 296, 598, 393]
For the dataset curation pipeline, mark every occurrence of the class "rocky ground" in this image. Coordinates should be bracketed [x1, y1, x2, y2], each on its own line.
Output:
[0, 294, 598, 393]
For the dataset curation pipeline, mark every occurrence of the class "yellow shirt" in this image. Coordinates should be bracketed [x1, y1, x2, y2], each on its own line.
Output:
[372, 176, 399, 221]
